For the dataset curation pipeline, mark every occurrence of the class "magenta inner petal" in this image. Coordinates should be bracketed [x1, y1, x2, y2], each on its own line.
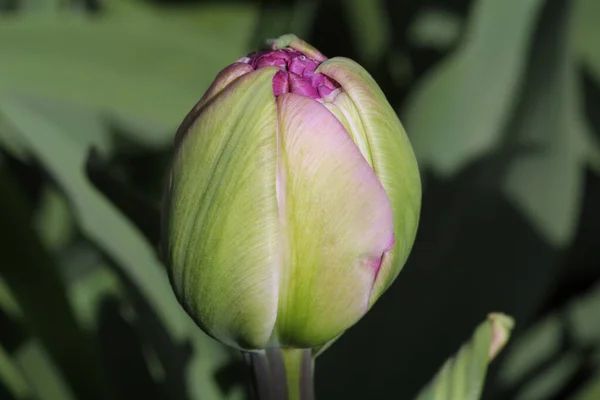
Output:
[288, 73, 320, 99]
[317, 85, 335, 98]
[288, 55, 318, 76]
[272, 70, 290, 96]
[243, 48, 339, 99]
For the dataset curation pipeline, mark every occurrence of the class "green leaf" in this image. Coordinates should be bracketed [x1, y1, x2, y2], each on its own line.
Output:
[406, 0, 589, 246]
[502, 0, 586, 247]
[251, 1, 318, 47]
[67, 262, 123, 332]
[512, 353, 580, 400]
[403, 0, 547, 176]
[34, 185, 74, 253]
[0, 115, 30, 161]
[498, 315, 562, 386]
[0, 166, 111, 400]
[573, 0, 600, 83]
[0, 98, 187, 336]
[568, 282, 600, 345]
[0, 276, 22, 320]
[0, 98, 238, 400]
[16, 0, 63, 12]
[408, 9, 462, 50]
[498, 281, 600, 398]
[14, 340, 74, 400]
[9, 95, 112, 153]
[570, 374, 600, 400]
[582, 123, 600, 176]
[0, 345, 32, 400]
[0, 3, 258, 139]
[344, 0, 389, 64]
[414, 313, 514, 400]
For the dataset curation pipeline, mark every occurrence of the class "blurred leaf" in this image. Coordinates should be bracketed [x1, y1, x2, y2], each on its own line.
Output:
[11, 95, 112, 154]
[252, 0, 318, 47]
[498, 315, 562, 385]
[0, 166, 111, 400]
[0, 345, 32, 400]
[0, 98, 187, 336]
[406, 0, 588, 247]
[17, 0, 63, 12]
[414, 313, 514, 400]
[86, 148, 162, 246]
[502, 0, 585, 247]
[34, 185, 74, 253]
[344, 0, 389, 64]
[499, 281, 600, 397]
[573, 0, 600, 83]
[514, 353, 580, 400]
[568, 282, 600, 344]
[0, 3, 258, 141]
[408, 8, 463, 50]
[187, 339, 245, 400]
[403, 0, 547, 176]
[252, 5, 294, 43]
[0, 98, 238, 400]
[0, 117, 29, 161]
[287, 1, 319, 40]
[583, 124, 600, 175]
[68, 263, 123, 331]
[14, 340, 73, 400]
[570, 373, 600, 400]
[0, 277, 22, 320]
[387, 50, 413, 87]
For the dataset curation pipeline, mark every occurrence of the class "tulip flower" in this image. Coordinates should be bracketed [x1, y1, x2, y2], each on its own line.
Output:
[162, 34, 421, 353]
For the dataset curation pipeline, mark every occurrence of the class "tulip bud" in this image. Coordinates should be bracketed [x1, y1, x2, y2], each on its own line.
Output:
[162, 34, 421, 351]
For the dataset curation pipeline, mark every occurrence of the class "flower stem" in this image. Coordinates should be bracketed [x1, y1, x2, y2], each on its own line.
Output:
[281, 348, 313, 400]
[245, 348, 314, 400]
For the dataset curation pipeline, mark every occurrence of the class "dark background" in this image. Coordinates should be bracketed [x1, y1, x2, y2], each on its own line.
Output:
[1, 0, 599, 399]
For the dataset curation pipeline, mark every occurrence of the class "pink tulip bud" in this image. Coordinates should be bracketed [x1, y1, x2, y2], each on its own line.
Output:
[163, 34, 421, 351]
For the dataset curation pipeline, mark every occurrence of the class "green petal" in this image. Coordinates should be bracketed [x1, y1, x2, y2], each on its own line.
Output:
[317, 57, 422, 305]
[174, 62, 253, 148]
[166, 67, 280, 349]
[320, 91, 374, 168]
[275, 93, 394, 347]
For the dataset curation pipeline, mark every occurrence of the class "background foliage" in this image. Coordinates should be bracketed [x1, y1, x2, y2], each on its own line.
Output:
[0, 0, 599, 399]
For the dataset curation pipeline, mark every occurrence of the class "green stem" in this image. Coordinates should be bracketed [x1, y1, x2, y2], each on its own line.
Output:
[281, 348, 313, 400]
[245, 348, 314, 400]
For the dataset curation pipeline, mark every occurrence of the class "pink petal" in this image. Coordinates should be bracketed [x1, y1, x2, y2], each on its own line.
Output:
[275, 93, 395, 346]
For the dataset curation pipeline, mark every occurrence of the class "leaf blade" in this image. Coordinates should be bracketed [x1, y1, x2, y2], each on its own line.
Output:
[414, 313, 514, 400]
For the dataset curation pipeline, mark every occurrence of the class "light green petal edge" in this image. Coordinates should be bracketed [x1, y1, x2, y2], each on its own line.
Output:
[174, 62, 254, 148]
[317, 57, 422, 305]
[167, 67, 281, 349]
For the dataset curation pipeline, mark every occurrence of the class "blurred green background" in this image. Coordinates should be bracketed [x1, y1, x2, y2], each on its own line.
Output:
[1, 0, 600, 399]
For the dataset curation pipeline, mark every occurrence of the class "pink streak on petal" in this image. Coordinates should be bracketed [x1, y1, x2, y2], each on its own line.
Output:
[366, 234, 396, 311]
[371, 234, 396, 278]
